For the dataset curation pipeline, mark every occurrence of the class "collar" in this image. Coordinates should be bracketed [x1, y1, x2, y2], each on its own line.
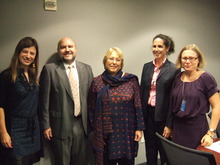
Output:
[63, 61, 76, 70]
[153, 58, 166, 69]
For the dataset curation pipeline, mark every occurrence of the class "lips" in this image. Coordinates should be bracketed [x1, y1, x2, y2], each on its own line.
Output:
[64, 53, 72, 55]
[22, 57, 32, 63]
[109, 65, 118, 69]
[154, 53, 161, 56]
[64, 53, 73, 57]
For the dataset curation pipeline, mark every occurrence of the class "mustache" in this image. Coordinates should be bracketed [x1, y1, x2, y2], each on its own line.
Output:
[63, 51, 74, 55]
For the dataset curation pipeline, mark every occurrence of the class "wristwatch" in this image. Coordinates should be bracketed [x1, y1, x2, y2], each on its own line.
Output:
[209, 128, 216, 133]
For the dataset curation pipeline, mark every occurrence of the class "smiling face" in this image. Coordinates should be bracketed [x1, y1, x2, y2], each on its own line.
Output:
[105, 51, 122, 76]
[19, 46, 36, 69]
[152, 38, 169, 60]
[181, 50, 199, 72]
[58, 37, 77, 64]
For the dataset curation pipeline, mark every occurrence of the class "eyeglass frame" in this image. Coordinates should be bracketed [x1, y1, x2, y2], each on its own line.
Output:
[181, 57, 198, 62]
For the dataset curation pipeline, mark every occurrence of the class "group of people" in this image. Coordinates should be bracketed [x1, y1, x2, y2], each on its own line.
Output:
[0, 34, 219, 165]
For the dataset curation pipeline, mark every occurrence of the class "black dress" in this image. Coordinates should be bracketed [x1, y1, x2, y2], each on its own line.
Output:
[0, 69, 40, 164]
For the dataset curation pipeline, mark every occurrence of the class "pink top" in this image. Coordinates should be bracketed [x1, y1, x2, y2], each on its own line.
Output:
[148, 59, 166, 106]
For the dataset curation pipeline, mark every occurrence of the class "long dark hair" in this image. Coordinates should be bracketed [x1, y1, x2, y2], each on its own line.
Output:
[9, 37, 39, 83]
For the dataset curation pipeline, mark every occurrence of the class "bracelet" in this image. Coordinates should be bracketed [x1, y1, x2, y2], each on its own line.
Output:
[206, 133, 214, 139]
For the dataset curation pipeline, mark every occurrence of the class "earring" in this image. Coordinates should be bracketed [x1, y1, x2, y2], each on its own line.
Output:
[32, 63, 35, 68]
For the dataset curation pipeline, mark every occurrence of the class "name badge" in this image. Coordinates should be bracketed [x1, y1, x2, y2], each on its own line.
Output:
[180, 99, 186, 111]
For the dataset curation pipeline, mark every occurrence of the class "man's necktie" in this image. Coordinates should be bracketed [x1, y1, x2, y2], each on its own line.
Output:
[68, 65, 80, 116]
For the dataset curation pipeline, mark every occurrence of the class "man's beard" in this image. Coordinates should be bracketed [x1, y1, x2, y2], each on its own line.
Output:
[61, 55, 75, 64]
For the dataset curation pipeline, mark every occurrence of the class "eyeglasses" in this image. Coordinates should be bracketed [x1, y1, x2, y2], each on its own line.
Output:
[107, 57, 122, 63]
[181, 57, 198, 62]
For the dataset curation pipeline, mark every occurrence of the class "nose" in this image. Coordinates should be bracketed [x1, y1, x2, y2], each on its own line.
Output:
[112, 59, 117, 63]
[153, 47, 158, 53]
[26, 52, 31, 58]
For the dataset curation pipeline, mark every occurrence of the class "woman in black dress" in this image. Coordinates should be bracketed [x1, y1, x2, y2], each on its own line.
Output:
[0, 37, 41, 165]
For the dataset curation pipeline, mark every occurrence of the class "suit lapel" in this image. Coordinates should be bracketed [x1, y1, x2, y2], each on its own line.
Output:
[146, 63, 154, 86]
[76, 61, 83, 94]
[56, 61, 73, 100]
[157, 60, 169, 80]
[76, 61, 85, 107]
[149, 63, 154, 80]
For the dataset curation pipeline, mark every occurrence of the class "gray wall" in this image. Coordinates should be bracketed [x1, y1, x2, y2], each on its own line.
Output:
[1, 0, 220, 164]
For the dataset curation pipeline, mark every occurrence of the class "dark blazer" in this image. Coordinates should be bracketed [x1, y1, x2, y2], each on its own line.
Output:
[38, 60, 93, 139]
[140, 59, 180, 127]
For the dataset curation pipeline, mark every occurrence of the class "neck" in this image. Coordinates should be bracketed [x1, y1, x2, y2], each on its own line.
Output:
[19, 66, 29, 72]
[19, 66, 30, 82]
[183, 69, 201, 82]
[155, 58, 165, 67]
[184, 70, 198, 77]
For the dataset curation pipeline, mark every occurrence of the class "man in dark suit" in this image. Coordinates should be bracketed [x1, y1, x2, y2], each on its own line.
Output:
[39, 37, 94, 165]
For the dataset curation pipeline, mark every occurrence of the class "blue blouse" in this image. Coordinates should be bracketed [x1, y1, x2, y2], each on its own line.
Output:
[0, 69, 40, 157]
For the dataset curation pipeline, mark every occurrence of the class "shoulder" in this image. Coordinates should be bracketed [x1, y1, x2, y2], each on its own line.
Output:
[76, 61, 92, 71]
[164, 60, 180, 75]
[123, 72, 139, 82]
[200, 72, 217, 84]
[0, 69, 11, 79]
[201, 71, 214, 78]
[76, 61, 91, 68]
[42, 61, 59, 70]
[165, 60, 177, 68]
[199, 71, 219, 97]
[0, 69, 12, 86]
[142, 61, 153, 73]
[124, 72, 137, 77]
[93, 74, 102, 81]
[143, 61, 153, 67]
[0, 68, 11, 76]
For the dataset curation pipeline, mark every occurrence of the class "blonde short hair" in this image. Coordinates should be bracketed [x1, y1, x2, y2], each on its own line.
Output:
[176, 44, 206, 69]
[103, 47, 124, 69]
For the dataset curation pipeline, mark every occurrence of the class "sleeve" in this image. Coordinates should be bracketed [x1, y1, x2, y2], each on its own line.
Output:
[165, 72, 182, 128]
[133, 76, 145, 131]
[38, 65, 52, 130]
[87, 79, 97, 131]
[203, 72, 219, 99]
[0, 71, 11, 109]
[87, 65, 94, 85]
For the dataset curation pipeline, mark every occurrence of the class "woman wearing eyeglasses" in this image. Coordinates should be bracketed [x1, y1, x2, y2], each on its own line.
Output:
[170, 44, 220, 149]
[88, 47, 145, 165]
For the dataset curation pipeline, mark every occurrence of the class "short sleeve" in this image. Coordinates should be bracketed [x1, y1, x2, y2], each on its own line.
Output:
[202, 72, 219, 99]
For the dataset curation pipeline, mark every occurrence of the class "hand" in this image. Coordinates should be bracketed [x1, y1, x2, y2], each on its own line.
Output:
[43, 128, 52, 140]
[0, 132, 12, 148]
[134, 130, 142, 141]
[201, 134, 213, 147]
[162, 126, 172, 138]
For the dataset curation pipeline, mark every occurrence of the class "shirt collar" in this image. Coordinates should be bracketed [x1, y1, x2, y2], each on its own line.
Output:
[153, 58, 166, 69]
[63, 61, 76, 70]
